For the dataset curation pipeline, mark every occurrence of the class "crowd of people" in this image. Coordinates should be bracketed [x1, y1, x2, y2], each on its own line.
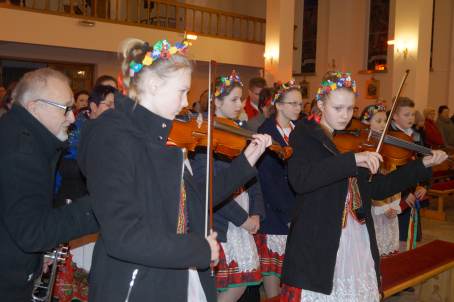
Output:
[0, 37, 449, 302]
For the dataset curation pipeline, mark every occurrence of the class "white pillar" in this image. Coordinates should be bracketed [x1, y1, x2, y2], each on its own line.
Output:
[264, 0, 295, 84]
[391, 0, 433, 110]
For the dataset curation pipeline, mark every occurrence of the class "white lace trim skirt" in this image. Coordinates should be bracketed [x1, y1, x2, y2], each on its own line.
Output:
[372, 206, 400, 256]
[221, 191, 260, 272]
[300, 215, 380, 302]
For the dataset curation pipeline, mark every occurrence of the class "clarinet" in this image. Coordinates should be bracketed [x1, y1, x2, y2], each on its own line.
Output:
[31, 199, 72, 302]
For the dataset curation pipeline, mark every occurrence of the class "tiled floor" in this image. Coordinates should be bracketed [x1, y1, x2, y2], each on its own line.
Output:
[384, 199, 454, 302]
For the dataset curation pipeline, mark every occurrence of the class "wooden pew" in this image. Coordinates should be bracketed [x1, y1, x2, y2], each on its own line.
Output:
[265, 240, 454, 302]
[381, 240, 454, 299]
[424, 180, 454, 221]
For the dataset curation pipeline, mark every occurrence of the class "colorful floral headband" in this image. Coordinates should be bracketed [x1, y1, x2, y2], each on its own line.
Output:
[272, 79, 300, 105]
[215, 70, 243, 97]
[360, 103, 386, 123]
[315, 72, 357, 101]
[129, 39, 191, 78]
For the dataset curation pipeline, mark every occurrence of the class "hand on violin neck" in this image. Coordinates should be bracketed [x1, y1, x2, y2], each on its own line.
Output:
[355, 151, 383, 174]
[422, 150, 448, 167]
[243, 134, 272, 167]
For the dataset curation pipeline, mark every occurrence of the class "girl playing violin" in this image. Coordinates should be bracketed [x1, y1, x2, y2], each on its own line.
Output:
[360, 104, 401, 256]
[254, 80, 302, 299]
[77, 39, 271, 302]
[280, 71, 447, 301]
[191, 71, 265, 302]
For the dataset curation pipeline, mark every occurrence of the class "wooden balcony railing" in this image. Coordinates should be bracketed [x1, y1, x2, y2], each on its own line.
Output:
[2, 0, 266, 44]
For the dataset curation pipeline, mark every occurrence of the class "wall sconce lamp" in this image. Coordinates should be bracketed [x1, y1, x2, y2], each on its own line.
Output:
[185, 33, 198, 41]
[388, 39, 412, 59]
[264, 48, 279, 64]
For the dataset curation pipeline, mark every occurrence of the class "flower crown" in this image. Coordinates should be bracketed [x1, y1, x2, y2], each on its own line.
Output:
[272, 79, 300, 105]
[129, 39, 191, 78]
[360, 103, 386, 123]
[315, 72, 357, 101]
[214, 70, 243, 97]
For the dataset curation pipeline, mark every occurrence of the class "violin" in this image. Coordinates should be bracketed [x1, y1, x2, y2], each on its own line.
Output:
[168, 114, 293, 160]
[345, 118, 365, 131]
[333, 127, 447, 170]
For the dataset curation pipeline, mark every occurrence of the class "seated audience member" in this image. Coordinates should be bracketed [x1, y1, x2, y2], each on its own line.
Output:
[436, 105, 454, 147]
[424, 107, 445, 148]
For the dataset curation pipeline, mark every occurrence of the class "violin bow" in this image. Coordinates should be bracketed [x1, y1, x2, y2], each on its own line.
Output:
[205, 60, 216, 276]
[370, 69, 410, 180]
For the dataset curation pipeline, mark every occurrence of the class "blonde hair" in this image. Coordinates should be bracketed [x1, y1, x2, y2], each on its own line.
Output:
[415, 110, 424, 125]
[120, 38, 192, 101]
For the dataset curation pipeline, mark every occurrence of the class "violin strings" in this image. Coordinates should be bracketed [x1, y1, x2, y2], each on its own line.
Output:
[370, 130, 433, 156]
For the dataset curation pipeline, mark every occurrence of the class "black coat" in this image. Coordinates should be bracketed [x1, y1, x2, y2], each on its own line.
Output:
[281, 120, 432, 295]
[55, 157, 88, 207]
[78, 93, 258, 302]
[0, 105, 98, 301]
[256, 117, 296, 234]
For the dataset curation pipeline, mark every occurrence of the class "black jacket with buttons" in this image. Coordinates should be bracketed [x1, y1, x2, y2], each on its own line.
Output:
[281, 120, 432, 295]
[78, 93, 258, 302]
[0, 105, 98, 302]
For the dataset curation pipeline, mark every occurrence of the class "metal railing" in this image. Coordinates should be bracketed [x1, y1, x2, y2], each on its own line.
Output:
[2, 0, 266, 44]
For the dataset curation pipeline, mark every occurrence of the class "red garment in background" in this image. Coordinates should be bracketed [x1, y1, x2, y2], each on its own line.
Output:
[424, 118, 445, 147]
[244, 97, 259, 119]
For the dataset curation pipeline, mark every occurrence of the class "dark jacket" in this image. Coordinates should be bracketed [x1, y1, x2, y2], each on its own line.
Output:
[256, 117, 296, 234]
[55, 110, 89, 207]
[281, 120, 432, 295]
[191, 151, 265, 243]
[78, 93, 257, 302]
[245, 112, 266, 133]
[390, 123, 426, 242]
[0, 105, 98, 301]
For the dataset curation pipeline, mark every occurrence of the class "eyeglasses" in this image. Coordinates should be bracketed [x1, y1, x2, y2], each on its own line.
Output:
[280, 101, 304, 108]
[99, 100, 115, 108]
[35, 99, 74, 115]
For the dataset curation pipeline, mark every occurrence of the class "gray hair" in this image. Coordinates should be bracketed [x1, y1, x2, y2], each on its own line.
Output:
[12, 68, 70, 106]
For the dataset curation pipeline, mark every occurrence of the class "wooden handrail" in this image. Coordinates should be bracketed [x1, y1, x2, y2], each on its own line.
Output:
[0, 0, 265, 44]
[154, 0, 265, 23]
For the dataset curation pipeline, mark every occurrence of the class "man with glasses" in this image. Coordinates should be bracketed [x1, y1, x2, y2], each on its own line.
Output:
[0, 68, 98, 301]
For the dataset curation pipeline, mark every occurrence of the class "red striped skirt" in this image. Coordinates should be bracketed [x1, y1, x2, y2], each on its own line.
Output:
[215, 243, 262, 291]
[280, 283, 302, 302]
[254, 233, 286, 278]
